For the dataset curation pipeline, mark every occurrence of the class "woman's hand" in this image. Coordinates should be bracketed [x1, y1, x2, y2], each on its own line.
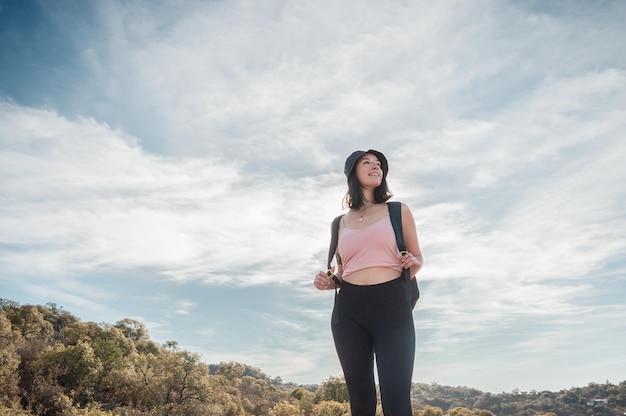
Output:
[314, 267, 335, 290]
[401, 252, 423, 277]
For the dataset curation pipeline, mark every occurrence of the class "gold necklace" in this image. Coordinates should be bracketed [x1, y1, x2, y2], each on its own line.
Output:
[358, 203, 375, 221]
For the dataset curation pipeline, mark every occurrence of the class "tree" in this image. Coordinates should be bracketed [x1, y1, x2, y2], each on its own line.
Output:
[315, 376, 349, 403]
[239, 375, 274, 414]
[163, 340, 179, 351]
[447, 408, 474, 416]
[43, 303, 78, 334]
[270, 401, 304, 416]
[0, 404, 34, 416]
[5, 304, 53, 341]
[36, 341, 103, 405]
[62, 322, 133, 374]
[113, 318, 148, 342]
[414, 405, 443, 416]
[120, 347, 247, 416]
[312, 400, 350, 416]
[215, 361, 247, 383]
[291, 387, 315, 415]
[0, 299, 20, 309]
[162, 351, 208, 407]
[0, 311, 21, 408]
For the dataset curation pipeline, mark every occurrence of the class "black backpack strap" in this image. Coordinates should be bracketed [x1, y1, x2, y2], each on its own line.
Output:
[388, 201, 407, 254]
[388, 201, 414, 305]
[327, 215, 344, 324]
[327, 215, 343, 289]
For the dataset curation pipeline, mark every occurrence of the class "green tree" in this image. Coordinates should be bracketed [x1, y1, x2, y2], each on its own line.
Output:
[5, 304, 53, 341]
[414, 405, 443, 416]
[122, 348, 247, 416]
[89, 326, 132, 373]
[0, 404, 32, 416]
[239, 375, 273, 414]
[0, 311, 21, 408]
[113, 318, 148, 342]
[204, 374, 245, 416]
[60, 402, 116, 415]
[123, 351, 161, 408]
[62, 322, 133, 374]
[312, 400, 350, 416]
[16, 338, 101, 413]
[163, 340, 179, 351]
[561, 390, 579, 404]
[42, 303, 78, 334]
[37, 341, 103, 405]
[447, 408, 474, 416]
[270, 401, 304, 416]
[315, 376, 349, 403]
[162, 351, 208, 407]
[216, 361, 247, 383]
[291, 387, 315, 415]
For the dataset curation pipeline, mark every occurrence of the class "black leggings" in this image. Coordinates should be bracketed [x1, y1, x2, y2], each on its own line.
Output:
[331, 276, 415, 416]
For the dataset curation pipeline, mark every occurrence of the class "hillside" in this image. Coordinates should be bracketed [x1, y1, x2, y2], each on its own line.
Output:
[1, 299, 624, 416]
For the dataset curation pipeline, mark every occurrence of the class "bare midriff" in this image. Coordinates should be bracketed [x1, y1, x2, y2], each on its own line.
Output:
[341, 266, 401, 286]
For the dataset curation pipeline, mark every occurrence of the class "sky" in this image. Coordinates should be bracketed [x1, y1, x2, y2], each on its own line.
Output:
[1, 0, 625, 394]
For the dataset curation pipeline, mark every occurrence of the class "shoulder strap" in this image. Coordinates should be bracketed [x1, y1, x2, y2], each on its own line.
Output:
[387, 201, 406, 254]
[327, 215, 343, 287]
[388, 201, 415, 305]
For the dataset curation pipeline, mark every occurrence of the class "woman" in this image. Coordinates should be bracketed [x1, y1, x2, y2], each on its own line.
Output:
[313, 149, 423, 416]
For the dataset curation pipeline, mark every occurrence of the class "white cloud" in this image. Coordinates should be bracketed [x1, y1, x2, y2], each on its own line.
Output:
[0, 102, 344, 285]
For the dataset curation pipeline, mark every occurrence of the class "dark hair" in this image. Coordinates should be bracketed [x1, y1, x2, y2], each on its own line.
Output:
[343, 169, 392, 209]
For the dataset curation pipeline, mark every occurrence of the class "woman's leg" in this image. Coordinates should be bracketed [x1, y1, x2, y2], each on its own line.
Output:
[332, 287, 378, 416]
[374, 315, 415, 415]
[373, 286, 415, 415]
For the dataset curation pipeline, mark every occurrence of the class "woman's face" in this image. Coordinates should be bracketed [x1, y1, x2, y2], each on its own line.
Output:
[355, 153, 383, 189]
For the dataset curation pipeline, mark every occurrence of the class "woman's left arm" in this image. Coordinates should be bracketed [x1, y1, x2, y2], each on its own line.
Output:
[400, 203, 423, 278]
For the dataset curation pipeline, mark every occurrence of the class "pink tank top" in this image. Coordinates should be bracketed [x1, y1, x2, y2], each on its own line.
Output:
[338, 215, 403, 277]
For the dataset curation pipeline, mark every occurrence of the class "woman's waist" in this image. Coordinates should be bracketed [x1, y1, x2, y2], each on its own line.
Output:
[342, 266, 402, 286]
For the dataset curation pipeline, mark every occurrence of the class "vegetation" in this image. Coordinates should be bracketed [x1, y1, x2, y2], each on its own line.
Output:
[1, 299, 624, 416]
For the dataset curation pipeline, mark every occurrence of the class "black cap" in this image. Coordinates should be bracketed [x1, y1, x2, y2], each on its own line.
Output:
[344, 149, 388, 178]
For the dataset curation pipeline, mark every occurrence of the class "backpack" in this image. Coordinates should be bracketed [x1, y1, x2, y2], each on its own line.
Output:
[326, 201, 420, 308]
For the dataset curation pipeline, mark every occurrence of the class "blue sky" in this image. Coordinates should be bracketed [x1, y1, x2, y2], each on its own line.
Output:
[1, 0, 625, 393]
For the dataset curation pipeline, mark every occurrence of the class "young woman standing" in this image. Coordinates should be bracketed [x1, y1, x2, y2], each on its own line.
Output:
[314, 149, 423, 416]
